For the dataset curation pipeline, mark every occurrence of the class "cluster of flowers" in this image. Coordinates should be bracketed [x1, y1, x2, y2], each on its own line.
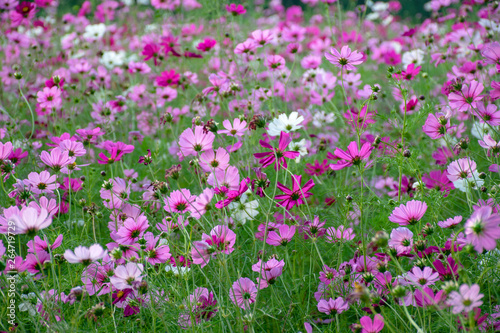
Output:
[0, 0, 500, 332]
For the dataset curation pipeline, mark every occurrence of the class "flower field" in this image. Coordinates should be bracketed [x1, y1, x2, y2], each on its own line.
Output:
[0, 0, 500, 332]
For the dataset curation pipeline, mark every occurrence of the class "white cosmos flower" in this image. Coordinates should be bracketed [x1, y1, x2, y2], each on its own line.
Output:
[267, 111, 304, 137]
[452, 171, 484, 193]
[228, 192, 259, 224]
[312, 110, 335, 128]
[100, 51, 126, 69]
[19, 293, 37, 316]
[165, 264, 189, 276]
[402, 49, 425, 67]
[289, 139, 308, 163]
[83, 23, 106, 40]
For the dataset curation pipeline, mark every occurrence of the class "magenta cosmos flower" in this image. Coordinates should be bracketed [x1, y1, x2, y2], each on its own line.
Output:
[414, 287, 446, 308]
[446, 284, 484, 314]
[178, 126, 215, 157]
[360, 314, 384, 333]
[448, 80, 484, 112]
[328, 141, 372, 170]
[229, 278, 257, 309]
[275, 174, 314, 210]
[226, 3, 246, 15]
[388, 200, 427, 226]
[254, 131, 299, 171]
[325, 45, 364, 71]
[464, 206, 500, 253]
[191, 225, 236, 267]
[64, 244, 106, 265]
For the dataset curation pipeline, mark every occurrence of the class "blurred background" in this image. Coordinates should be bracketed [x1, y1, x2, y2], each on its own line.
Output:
[58, 0, 430, 19]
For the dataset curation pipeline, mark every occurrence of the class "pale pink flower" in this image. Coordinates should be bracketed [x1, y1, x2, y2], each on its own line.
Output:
[64, 244, 107, 265]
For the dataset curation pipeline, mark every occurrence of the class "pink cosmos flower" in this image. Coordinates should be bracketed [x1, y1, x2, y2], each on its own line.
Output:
[110, 262, 144, 290]
[325, 45, 364, 71]
[319, 265, 339, 285]
[64, 244, 106, 265]
[438, 216, 462, 229]
[448, 80, 484, 112]
[405, 266, 440, 288]
[252, 258, 285, 289]
[75, 127, 105, 144]
[196, 38, 216, 52]
[0, 141, 13, 161]
[275, 174, 314, 210]
[226, 3, 246, 15]
[202, 73, 230, 96]
[478, 134, 500, 156]
[481, 42, 500, 65]
[163, 189, 196, 214]
[58, 139, 86, 157]
[317, 297, 349, 315]
[8, 207, 51, 235]
[27, 234, 63, 253]
[40, 148, 76, 172]
[178, 287, 218, 328]
[254, 131, 299, 171]
[178, 126, 215, 157]
[199, 148, 230, 173]
[156, 69, 180, 87]
[422, 170, 454, 196]
[25, 250, 51, 275]
[394, 63, 421, 80]
[265, 55, 286, 71]
[142, 43, 161, 66]
[360, 314, 384, 333]
[388, 227, 413, 255]
[191, 225, 236, 267]
[229, 278, 257, 309]
[251, 29, 274, 46]
[208, 166, 240, 191]
[26, 171, 58, 194]
[37, 86, 62, 109]
[414, 287, 446, 308]
[446, 157, 478, 182]
[464, 206, 500, 253]
[325, 225, 355, 242]
[190, 188, 214, 219]
[143, 232, 171, 265]
[446, 284, 484, 314]
[388, 200, 427, 226]
[219, 119, 247, 137]
[422, 112, 452, 139]
[328, 141, 372, 170]
[474, 102, 500, 126]
[10, 1, 37, 27]
[115, 216, 150, 244]
[266, 224, 296, 246]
